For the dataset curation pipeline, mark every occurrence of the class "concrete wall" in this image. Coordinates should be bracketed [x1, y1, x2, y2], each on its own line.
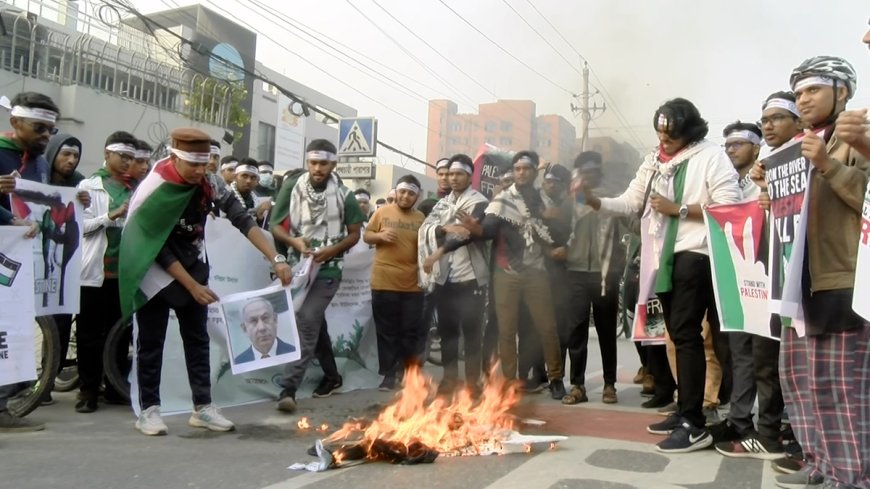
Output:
[0, 72, 228, 177]
[344, 163, 436, 202]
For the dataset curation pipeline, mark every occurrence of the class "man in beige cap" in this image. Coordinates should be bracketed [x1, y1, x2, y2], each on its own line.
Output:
[120, 127, 292, 436]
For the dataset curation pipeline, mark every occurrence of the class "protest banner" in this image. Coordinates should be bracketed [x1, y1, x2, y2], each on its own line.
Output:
[11, 179, 83, 315]
[762, 138, 811, 323]
[854, 182, 870, 322]
[631, 216, 666, 343]
[0, 227, 37, 385]
[705, 202, 778, 339]
[130, 218, 378, 416]
[471, 145, 513, 199]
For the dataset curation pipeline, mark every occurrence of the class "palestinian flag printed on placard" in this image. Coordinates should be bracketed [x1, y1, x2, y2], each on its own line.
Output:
[119, 157, 200, 319]
[0, 252, 21, 287]
[705, 202, 778, 339]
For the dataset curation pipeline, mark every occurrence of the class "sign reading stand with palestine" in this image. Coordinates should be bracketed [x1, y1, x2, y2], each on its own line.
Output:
[854, 181, 870, 322]
[338, 117, 377, 157]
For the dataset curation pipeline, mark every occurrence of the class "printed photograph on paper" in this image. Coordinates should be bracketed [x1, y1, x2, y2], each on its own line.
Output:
[220, 284, 301, 375]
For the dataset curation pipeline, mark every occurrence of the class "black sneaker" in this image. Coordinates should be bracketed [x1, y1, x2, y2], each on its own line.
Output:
[313, 376, 343, 398]
[523, 378, 547, 393]
[75, 397, 98, 414]
[40, 393, 55, 406]
[708, 419, 744, 443]
[655, 419, 713, 454]
[276, 390, 297, 413]
[641, 395, 673, 409]
[647, 413, 683, 435]
[771, 454, 806, 475]
[715, 434, 785, 460]
[378, 376, 396, 392]
[548, 381, 567, 400]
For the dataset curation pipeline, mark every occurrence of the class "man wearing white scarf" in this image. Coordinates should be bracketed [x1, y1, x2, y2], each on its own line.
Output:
[581, 98, 741, 454]
[270, 139, 366, 412]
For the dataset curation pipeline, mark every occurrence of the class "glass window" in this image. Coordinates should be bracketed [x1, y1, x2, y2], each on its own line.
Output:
[257, 122, 276, 161]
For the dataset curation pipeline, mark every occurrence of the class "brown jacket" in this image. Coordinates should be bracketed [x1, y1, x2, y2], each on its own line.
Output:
[806, 132, 870, 292]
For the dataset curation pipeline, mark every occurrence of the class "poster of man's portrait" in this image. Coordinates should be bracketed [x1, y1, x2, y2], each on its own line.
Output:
[220, 284, 301, 374]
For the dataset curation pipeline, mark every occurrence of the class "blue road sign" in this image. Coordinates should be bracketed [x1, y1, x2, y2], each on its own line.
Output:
[338, 117, 377, 157]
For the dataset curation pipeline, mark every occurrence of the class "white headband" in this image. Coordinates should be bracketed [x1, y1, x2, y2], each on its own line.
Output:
[514, 156, 534, 167]
[170, 147, 211, 164]
[725, 130, 761, 145]
[449, 161, 473, 174]
[235, 164, 259, 175]
[210, 145, 220, 156]
[105, 143, 137, 156]
[134, 150, 151, 160]
[435, 158, 450, 170]
[307, 150, 337, 162]
[258, 165, 273, 173]
[763, 98, 800, 117]
[355, 193, 371, 202]
[221, 161, 238, 170]
[60, 144, 79, 154]
[793, 76, 834, 92]
[396, 182, 420, 195]
[11, 105, 57, 123]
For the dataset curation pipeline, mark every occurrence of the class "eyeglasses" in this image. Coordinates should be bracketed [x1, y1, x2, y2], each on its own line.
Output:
[723, 141, 751, 151]
[24, 120, 58, 135]
[758, 114, 796, 127]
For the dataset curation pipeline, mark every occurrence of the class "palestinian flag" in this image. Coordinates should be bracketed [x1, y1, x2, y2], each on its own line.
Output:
[704, 201, 776, 339]
[0, 252, 21, 287]
[119, 157, 199, 319]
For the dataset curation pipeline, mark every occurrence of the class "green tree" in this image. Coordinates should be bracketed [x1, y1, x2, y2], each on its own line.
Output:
[187, 78, 250, 144]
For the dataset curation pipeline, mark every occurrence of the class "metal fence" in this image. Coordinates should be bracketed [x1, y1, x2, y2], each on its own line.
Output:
[0, 0, 237, 127]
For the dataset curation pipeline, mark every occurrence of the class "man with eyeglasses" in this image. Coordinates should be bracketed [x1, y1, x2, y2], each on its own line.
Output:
[0, 91, 61, 433]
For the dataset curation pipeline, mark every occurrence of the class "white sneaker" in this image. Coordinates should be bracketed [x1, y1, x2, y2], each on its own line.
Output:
[136, 406, 168, 436]
[189, 404, 235, 432]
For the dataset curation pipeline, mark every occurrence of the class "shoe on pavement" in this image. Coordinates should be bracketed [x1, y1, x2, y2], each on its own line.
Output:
[657, 401, 678, 416]
[641, 374, 655, 396]
[522, 378, 547, 393]
[277, 391, 297, 413]
[703, 405, 720, 426]
[562, 385, 588, 405]
[641, 395, 673, 409]
[189, 404, 235, 432]
[774, 468, 823, 489]
[771, 454, 806, 475]
[708, 419, 744, 443]
[136, 406, 168, 436]
[655, 419, 712, 453]
[75, 396, 98, 413]
[715, 434, 785, 460]
[647, 413, 683, 435]
[40, 393, 55, 406]
[378, 375, 396, 392]
[0, 411, 45, 433]
[633, 366, 647, 384]
[313, 376, 343, 398]
[602, 384, 618, 404]
[548, 380, 567, 400]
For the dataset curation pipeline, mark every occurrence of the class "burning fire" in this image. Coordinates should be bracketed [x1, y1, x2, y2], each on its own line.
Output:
[323, 364, 522, 459]
[297, 417, 311, 430]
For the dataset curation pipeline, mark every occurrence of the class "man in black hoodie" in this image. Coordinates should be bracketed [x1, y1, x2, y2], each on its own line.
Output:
[42, 133, 90, 404]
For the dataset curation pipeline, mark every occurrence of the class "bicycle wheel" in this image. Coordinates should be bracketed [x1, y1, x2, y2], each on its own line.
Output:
[103, 318, 132, 402]
[8, 316, 60, 417]
[53, 317, 79, 392]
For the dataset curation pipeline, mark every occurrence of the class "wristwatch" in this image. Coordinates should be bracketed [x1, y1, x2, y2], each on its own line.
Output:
[272, 254, 288, 264]
[678, 205, 689, 220]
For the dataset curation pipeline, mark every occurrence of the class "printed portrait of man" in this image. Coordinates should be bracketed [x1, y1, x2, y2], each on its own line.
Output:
[233, 297, 296, 364]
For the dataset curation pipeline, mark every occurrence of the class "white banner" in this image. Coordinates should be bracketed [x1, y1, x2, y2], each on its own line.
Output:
[0, 227, 37, 385]
[275, 93, 307, 171]
[11, 179, 83, 315]
[131, 218, 378, 416]
[854, 182, 870, 322]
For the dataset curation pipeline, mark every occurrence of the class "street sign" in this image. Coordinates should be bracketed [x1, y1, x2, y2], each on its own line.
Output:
[338, 117, 377, 157]
[335, 161, 375, 179]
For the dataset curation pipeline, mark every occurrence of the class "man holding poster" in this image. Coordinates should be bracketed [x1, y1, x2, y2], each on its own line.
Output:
[760, 56, 870, 489]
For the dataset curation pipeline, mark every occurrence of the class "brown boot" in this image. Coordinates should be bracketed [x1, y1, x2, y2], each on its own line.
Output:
[641, 374, 655, 395]
[633, 366, 647, 384]
[602, 384, 618, 404]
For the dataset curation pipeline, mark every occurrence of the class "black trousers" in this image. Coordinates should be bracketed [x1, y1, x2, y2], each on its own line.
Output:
[135, 286, 210, 410]
[564, 271, 619, 386]
[420, 287, 442, 363]
[435, 281, 486, 383]
[76, 280, 122, 395]
[481, 286, 499, 374]
[52, 313, 73, 374]
[658, 252, 721, 429]
[371, 290, 424, 376]
[314, 318, 339, 380]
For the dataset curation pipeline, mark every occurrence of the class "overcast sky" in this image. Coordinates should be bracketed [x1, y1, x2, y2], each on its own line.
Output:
[137, 0, 870, 171]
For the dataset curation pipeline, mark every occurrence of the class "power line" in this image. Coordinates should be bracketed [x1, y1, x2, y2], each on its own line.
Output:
[435, 0, 575, 96]
[498, 0, 583, 78]
[343, 0, 480, 111]
[105, 0, 434, 169]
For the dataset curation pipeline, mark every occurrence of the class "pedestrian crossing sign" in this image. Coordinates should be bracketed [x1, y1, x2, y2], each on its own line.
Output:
[338, 117, 377, 157]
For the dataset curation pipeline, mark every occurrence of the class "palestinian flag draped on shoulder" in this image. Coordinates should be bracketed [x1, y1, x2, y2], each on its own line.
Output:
[119, 157, 197, 319]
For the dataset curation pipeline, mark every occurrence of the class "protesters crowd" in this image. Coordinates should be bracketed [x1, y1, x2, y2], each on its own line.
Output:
[1, 22, 869, 489]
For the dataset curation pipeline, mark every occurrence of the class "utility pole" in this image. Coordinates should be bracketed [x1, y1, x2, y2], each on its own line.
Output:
[571, 62, 605, 152]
